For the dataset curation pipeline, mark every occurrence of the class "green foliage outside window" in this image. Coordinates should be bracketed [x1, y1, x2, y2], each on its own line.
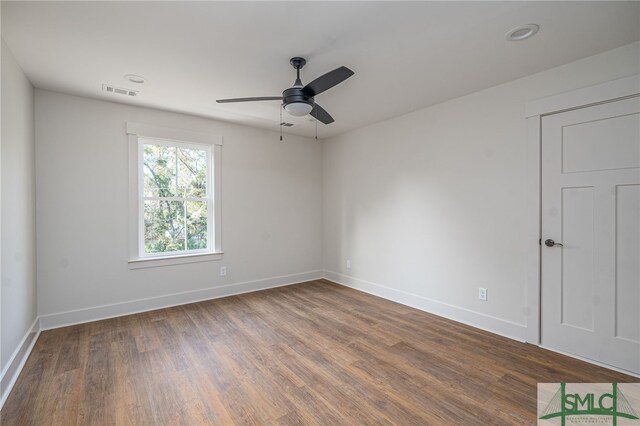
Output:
[142, 143, 209, 254]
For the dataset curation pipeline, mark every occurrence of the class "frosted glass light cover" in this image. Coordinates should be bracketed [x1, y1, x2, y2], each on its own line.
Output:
[285, 102, 313, 116]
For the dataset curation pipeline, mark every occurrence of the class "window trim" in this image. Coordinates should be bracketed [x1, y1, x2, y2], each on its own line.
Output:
[127, 122, 223, 269]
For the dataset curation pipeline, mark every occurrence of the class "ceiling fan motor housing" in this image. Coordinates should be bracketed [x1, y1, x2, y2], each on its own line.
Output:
[282, 87, 314, 109]
[283, 57, 314, 113]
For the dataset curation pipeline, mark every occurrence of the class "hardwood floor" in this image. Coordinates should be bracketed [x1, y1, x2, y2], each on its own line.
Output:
[1, 279, 636, 425]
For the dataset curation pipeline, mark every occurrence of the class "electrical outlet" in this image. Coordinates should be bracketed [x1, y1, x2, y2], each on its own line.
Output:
[479, 287, 488, 301]
[346, 259, 351, 269]
[220, 266, 227, 277]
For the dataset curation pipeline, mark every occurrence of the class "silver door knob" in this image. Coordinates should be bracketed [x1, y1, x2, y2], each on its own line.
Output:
[545, 239, 563, 247]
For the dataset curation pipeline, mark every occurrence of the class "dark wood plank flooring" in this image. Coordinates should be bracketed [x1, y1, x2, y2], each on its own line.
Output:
[1, 280, 635, 425]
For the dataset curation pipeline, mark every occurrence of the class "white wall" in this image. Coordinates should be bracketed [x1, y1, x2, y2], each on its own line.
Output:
[35, 90, 322, 324]
[322, 41, 640, 341]
[1, 41, 36, 372]
[20, 40, 640, 342]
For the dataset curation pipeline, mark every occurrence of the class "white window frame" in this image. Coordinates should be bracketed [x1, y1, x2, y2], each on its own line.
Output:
[127, 122, 223, 269]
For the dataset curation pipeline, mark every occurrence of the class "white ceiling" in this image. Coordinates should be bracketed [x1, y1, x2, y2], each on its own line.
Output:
[2, 1, 639, 138]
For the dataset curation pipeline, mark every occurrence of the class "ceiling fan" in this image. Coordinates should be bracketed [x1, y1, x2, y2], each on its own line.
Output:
[216, 57, 354, 125]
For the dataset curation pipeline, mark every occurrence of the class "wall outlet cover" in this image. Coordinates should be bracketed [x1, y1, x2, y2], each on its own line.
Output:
[479, 287, 488, 301]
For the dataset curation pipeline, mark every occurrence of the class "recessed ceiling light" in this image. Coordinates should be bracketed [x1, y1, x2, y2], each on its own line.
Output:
[124, 74, 147, 84]
[505, 24, 540, 42]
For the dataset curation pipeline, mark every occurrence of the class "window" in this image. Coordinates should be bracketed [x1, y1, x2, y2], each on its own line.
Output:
[141, 140, 210, 255]
[127, 122, 222, 268]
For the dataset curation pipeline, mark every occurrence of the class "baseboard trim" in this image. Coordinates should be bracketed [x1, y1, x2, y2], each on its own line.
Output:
[39, 270, 324, 330]
[323, 270, 528, 342]
[538, 345, 640, 379]
[0, 317, 41, 410]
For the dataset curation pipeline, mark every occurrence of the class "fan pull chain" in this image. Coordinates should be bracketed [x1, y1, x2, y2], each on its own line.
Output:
[315, 116, 318, 140]
[280, 105, 283, 141]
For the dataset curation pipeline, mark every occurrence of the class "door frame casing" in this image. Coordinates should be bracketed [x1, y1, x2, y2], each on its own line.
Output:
[524, 74, 640, 345]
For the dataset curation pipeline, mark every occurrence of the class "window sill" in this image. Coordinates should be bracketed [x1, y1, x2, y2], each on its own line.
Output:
[128, 252, 224, 269]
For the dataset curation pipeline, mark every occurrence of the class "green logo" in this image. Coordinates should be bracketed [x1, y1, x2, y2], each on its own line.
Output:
[539, 383, 639, 425]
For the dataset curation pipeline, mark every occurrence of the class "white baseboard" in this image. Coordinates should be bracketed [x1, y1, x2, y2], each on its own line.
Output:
[39, 270, 324, 330]
[323, 270, 528, 343]
[539, 345, 640, 379]
[1, 317, 41, 410]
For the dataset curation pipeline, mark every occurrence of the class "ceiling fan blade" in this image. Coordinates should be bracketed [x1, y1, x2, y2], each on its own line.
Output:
[310, 103, 334, 125]
[301, 66, 354, 97]
[216, 96, 282, 103]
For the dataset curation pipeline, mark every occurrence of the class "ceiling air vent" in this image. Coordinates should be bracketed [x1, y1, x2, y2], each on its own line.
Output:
[102, 84, 138, 97]
[280, 122, 294, 127]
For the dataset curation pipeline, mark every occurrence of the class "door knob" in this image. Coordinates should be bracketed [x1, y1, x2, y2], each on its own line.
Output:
[545, 239, 563, 247]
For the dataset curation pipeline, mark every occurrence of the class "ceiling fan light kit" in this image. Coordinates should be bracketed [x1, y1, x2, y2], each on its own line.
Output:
[216, 56, 354, 125]
[284, 102, 313, 116]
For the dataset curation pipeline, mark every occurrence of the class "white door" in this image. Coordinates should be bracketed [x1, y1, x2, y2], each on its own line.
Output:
[541, 95, 640, 375]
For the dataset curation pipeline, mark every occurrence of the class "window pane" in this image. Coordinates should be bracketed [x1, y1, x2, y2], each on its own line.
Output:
[144, 200, 185, 253]
[186, 201, 208, 250]
[177, 147, 207, 198]
[143, 144, 177, 197]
